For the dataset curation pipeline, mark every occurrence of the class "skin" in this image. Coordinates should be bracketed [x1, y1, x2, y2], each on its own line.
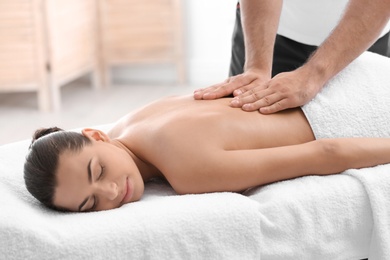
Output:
[193, 0, 390, 114]
[54, 96, 390, 212]
[54, 135, 150, 212]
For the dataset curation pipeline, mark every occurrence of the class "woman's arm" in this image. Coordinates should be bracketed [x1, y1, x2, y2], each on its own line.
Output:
[173, 138, 390, 194]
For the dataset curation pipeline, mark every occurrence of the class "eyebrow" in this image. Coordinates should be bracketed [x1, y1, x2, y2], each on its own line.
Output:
[78, 158, 93, 212]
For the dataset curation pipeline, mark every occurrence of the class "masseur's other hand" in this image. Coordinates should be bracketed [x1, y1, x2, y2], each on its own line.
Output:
[230, 68, 323, 114]
[193, 69, 270, 101]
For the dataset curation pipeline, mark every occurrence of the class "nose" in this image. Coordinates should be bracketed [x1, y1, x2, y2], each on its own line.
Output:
[96, 181, 118, 201]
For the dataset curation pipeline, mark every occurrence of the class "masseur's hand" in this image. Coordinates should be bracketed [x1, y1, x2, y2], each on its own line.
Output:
[193, 69, 271, 101]
[231, 68, 324, 114]
[194, 67, 324, 114]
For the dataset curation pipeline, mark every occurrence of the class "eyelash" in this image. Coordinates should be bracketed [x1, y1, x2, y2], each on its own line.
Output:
[90, 166, 105, 211]
[98, 166, 105, 180]
[91, 196, 98, 211]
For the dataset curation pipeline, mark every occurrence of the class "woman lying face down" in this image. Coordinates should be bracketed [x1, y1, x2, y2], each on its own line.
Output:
[24, 95, 390, 212]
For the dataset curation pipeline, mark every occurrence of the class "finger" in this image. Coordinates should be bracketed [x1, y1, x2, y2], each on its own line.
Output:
[232, 80, 268, 97]
[259, 98, 291, 114]
[241, 93, 282, 112]
[233, 88, 273, 106]
[230, 88, 272, 108]
[193, 88, 205, 99]
[193, 80, 227, 100]
[202, 81, 242, 100]
[193, 79, 240, 100]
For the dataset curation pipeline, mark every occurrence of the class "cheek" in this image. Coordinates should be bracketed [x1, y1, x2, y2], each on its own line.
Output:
[110, 149, 139, 175]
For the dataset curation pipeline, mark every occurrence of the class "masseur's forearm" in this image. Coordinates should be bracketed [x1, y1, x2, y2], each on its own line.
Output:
[302, 0, 390, 84]
[240, 0, 283, 75]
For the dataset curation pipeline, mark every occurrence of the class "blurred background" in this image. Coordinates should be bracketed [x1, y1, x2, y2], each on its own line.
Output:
[0, 0, 237, 145]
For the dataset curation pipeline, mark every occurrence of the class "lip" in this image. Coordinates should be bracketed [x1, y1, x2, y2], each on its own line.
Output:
[120, 177, 133, 205]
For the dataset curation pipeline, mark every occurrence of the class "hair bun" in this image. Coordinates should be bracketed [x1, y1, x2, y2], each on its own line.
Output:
[30, 127, 64, 148]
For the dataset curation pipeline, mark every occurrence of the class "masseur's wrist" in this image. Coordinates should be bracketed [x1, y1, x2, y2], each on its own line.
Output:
[243, 63, 272, 79]
[300, 57, 335, 88]
[292, 62, 330, 96]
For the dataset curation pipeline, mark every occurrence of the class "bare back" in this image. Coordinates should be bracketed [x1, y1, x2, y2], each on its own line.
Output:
[108, 95, 315, 192]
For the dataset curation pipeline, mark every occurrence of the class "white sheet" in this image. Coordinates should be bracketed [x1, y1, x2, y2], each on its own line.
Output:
[346, 166, 390, 260]
[245, 173, 372, 260]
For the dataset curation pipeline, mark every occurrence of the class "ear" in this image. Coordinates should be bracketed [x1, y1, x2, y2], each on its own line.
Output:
[81, 128, 110, 142]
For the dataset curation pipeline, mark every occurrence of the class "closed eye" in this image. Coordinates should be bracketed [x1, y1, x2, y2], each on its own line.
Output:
[90, 195, 98, 211]
[98, 166, 105, 180]
[88, 166, 104, 211]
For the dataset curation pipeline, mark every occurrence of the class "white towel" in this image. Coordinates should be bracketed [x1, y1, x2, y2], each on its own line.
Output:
[302, 52, 390, 139]
[301, 51, 390, 260]
[345, 166, 390, 260]
[246, 174, 372, 260]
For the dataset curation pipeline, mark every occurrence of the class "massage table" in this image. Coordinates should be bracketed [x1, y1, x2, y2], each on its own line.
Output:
[1, 52, 389, 259]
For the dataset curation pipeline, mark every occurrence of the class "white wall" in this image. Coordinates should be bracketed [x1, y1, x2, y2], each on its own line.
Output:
[184, 0, 237, 86]
[113, 0, 238, 88]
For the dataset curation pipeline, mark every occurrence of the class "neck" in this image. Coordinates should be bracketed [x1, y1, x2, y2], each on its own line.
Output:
[110, 139, 162, 181]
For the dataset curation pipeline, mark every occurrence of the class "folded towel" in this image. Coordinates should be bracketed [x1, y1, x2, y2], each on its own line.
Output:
[302, 52, 390, 139]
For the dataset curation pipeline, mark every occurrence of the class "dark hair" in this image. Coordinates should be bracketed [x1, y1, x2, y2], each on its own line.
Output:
[24, 127, 91, 211]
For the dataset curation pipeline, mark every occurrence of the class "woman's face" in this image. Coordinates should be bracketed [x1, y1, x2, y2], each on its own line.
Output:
[53, 131, 144, 212]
